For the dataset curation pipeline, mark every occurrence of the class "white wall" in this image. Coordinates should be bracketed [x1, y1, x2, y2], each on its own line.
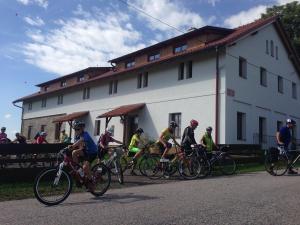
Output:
[225, 23, 300, 145]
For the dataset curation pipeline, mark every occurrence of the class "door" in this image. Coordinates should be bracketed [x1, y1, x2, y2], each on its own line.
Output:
[124, 115, 138, 145]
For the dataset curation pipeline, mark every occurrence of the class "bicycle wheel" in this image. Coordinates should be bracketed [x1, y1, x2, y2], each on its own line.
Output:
[179, 156, 201, 180]
[264, 152, 275, 175]
[139, 155, 157, 176]
[271, 154, 288, 176]
[33, 167, 72, 206]
[113, 160, 124, 184]
[197, 156, 211, 178]
[91, 163, 111, 197]
[142, 155, 163, 179]
[219, 154, 236, 175]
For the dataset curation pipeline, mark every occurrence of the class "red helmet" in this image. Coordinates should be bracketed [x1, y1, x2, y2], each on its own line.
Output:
[190, 119, 199, 127]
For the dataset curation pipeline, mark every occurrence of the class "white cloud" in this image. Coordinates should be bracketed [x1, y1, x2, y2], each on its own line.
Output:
[24, 16, 45, 26]
[4, 114, 11, 119]
[277, 0, 300, 5]
[21, 7, 146, 75]
[224, 5, 267, 28]
[17, 0, 48, 8]
[129, 0, 210, 35]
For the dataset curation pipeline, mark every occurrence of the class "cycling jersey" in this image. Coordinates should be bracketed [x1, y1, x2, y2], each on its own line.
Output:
[36, 136, 46, 144]
[181, 126, 197, 146]
[202, 132, 215, 152]
[80, 132, 98, 155]
[0, 132, 7, 140]
[129, 134, 140, 149]
[157, 128, 174, 144]
[98, 134, 114, 148]
[279, 126, 291, 148]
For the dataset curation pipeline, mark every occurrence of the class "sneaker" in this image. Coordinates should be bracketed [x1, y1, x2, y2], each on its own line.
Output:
[288, 169, 298, 175]
[160, 158, 170, 163]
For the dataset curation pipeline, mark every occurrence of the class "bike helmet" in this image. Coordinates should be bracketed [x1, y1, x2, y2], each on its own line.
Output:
[73, 121, 85, 129]
[206, 126, 213, 132]
[190, 119, 199, 127]
[169, 121, 178, 128]
[286, 118, 296, 125]
[136, 128, 144, 134]
[40, 132, 47, 136]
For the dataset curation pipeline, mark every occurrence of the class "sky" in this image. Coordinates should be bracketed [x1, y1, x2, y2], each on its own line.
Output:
[0, 0, 299, 139]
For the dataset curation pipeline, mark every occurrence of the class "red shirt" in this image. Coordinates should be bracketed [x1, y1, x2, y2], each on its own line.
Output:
[36, 136, 46, 144]
[98, 134, 114, 148]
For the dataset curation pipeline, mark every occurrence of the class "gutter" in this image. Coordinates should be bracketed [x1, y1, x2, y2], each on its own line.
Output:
[215, 46, 220, 145]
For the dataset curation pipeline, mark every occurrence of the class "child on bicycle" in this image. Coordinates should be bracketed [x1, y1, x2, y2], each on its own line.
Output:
[68, 121, 98, 190]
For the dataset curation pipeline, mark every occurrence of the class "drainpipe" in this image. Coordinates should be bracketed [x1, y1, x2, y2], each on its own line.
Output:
[13, 102, 24, 134]
[215, 46, 220, 145]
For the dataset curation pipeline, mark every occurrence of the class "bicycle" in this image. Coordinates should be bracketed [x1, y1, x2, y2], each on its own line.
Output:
[33, 148, 111, 206]
[265, 146, 300, 176]
[100, 146, 124, 184]
[194, 145, 236, 176]
[142, 144, 202, 180]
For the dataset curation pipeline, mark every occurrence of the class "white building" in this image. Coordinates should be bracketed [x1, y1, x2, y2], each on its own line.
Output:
[13, 16, 300, 148]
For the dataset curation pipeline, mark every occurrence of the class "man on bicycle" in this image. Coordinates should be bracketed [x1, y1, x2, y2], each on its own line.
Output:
[69, 121, 98, 190]
[157, 121, 180, 162]
[0, 127, 8, 144]
[276, 118, 297, 174]
[97, 129, 123, 160]
[201, 127, 218, 157]
[12, 133, 27, 144]
[181, 120, 198, 153]
[128, 128, 144, 175]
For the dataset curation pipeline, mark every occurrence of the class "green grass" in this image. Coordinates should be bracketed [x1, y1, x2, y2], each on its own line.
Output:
[0, 163, 267, 202]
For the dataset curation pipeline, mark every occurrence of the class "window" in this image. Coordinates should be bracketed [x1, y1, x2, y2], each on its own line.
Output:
[270, 40, 274, 57]
[28, 102, 32, 111]
[113, 80, 118, 94]
[137, 73, 142, 89]
[83, 87, 90, 99]
[94, 120, 101, 136]
[277, 121, 283, 132]
[125, 61, 135, 68]
[259, 117, 267, 144]
[169, 113, 181, 138]
[266, 40, 269, 54]
[27, 126, 32, 140]
[239, 57, 247, 79]
[41, 125, 46, 132]
[275, 46, 278, 60]
[77, 75, 85, 82]
[55, 123, 60, 140]
[278, 76, 283, 93]
[41, 98, 47, 108]
[186, 61, 193, 79]
[109, 81, 113, 95]
[44, 86, 49, 92]
[292, 124, 297, 140]
[57, 95, 63, 105]
[260, 67, 267, 87]
[174, 44, 187, 53]
[60, 80, 67, 87]
[178, 62, 185, 80]
[148, 53, 160, 62]
[143, 72, 148, 88]
[292, 82, 297, 99]
[237, 112, 246, 141]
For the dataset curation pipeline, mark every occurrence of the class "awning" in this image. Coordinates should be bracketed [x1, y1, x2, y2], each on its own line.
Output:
[53, 111, 89, 123]
[97, 103, 145, 118]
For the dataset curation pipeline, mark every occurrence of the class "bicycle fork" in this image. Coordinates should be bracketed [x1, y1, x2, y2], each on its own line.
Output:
[53, 162, 64, 186]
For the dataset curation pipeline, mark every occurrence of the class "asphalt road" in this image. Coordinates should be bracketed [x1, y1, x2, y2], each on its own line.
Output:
[1, 172, 300, 225]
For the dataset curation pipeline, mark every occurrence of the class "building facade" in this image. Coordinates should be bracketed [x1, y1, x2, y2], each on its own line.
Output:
[14, 16, 300, 148]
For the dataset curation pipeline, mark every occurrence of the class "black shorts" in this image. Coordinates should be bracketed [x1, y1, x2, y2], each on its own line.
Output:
[157, 142, 172, 153]
[79, 151, 97, 163]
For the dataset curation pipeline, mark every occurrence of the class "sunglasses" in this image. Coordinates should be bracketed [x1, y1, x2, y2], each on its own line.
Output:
[75, 128, 81, 131]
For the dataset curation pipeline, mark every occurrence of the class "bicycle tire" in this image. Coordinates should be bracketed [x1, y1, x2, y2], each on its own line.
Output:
[115, 160, 124, 184]
[197, 156, 211, 178]
[142, 155, 163, 179]
[219, 154, 236, 175]
[33, 167, 72, 206]
[178, 156, 201, 180]
[90, 163, 111, 197]
[271, 154, 289, 176]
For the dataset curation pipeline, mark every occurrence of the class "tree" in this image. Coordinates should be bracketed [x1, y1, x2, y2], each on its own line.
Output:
[261, 1, 300, 57]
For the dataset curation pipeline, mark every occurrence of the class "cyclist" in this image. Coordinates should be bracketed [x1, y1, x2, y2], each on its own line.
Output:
[276, 118, 297, 174]
[97, 129, 123, 160]
[200, 126, 218, 157]
[157, 121, 180, 162]
[128, 128, 144, 175]
[68, 121, 98, 190]
[0, 127, 8, 144]
[35, 132, 48, 144]
[12, 133, 27, 144]
[181, 120, 198, 153]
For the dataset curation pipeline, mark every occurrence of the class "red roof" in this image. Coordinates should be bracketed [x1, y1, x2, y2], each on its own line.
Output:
[53, 111, 89, 123]
[97, 103, 145, 118]
[13, 16, 300, 103]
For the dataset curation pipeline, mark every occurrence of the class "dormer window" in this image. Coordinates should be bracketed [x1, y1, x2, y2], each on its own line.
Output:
[60, 80, 67, 87]
[125, 61, 135, 69]
[77, 75, 85, 82]
[174, 44, 187, 54]
[148, 53, 160, 62]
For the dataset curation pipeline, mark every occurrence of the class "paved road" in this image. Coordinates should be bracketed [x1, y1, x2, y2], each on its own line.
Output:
[1, 172, 300, 225]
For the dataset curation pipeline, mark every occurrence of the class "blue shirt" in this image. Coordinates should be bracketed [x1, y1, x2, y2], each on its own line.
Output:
[76, 131, 97, 155]
[279, 126, 291, 148]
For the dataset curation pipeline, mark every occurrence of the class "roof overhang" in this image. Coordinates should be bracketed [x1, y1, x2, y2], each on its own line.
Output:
[97, 103, 145, 118]
[53, 111, 89, 123]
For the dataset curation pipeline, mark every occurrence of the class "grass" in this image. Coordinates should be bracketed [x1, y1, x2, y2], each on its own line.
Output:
[0, 163, 266, 202]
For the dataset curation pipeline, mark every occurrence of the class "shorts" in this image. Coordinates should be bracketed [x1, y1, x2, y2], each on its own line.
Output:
[129, 147, 140, 153]
[157, 142, 172, 153]
[79, 150, 97, 163]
